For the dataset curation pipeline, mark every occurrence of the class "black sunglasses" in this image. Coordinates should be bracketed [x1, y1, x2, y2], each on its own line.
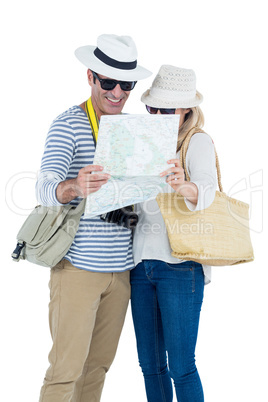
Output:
[92, 71, 137, 91]
[146, 105, 176, 115]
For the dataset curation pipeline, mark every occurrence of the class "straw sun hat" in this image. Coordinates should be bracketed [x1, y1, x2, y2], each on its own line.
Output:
[141, 65, 203, 109]
[75, 34, 152, 81]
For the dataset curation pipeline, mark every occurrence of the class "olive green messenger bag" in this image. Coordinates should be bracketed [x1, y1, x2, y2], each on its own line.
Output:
[11, 199, 86, 268]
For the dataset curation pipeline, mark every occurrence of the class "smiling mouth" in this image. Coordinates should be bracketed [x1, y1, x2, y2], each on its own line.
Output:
[106, 97, 122, 104]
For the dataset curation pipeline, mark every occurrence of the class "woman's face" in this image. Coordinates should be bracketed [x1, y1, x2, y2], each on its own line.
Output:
[156, 107, 190, 127]
[175, 108, 190, 127]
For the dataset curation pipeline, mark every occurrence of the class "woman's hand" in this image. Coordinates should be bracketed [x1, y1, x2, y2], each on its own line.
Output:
[160, 159, 185, 191]
[160, 159, 198, 205]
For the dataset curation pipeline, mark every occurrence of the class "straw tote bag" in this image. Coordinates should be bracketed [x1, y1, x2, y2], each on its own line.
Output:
[156, 130, 254, 266]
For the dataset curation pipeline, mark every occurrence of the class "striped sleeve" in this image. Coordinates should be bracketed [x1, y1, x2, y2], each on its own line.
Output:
[36, 118, 76, 206]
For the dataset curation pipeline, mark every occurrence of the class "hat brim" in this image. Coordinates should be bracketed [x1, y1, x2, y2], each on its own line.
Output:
[75, 45, 152, 81]
[141, 89, 203, 109]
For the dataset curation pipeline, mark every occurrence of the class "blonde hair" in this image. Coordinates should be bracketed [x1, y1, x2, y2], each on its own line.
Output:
[177, 106, 205, 152]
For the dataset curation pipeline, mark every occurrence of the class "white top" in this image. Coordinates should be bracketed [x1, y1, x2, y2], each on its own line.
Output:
[133, 133, 217, 285]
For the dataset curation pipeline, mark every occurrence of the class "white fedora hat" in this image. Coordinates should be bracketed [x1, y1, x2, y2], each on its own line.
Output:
[141, 65, 203, 108]
[75, 34, 152, 81]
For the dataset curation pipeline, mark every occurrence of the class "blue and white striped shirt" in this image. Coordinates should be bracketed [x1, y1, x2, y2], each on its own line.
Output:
[36, 105, 134, 272]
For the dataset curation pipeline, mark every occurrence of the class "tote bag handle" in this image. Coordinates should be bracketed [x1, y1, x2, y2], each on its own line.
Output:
[179, 128, 223, 192]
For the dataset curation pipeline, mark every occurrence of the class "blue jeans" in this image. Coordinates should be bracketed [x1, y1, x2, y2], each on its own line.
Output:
[130, 260, 204, 402]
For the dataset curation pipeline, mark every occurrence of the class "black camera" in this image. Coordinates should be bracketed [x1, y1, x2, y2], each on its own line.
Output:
[100, 205, 138, 230]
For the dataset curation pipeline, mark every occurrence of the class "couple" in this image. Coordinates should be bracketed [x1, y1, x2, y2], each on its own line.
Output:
[37, 34, 217, 402]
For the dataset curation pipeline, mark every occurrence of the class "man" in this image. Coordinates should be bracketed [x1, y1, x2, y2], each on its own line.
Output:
[37, 34, 151, 402]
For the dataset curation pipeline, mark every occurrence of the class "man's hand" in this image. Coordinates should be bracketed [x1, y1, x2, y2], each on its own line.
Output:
[75, 165, 111, 197]
[56, 165, 110, 204]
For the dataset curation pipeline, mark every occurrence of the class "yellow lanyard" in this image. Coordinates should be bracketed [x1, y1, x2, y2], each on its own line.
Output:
[85, 97, 99, 146]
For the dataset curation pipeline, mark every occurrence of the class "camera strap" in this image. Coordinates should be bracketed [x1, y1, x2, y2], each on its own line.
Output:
[85, 97, 99, 147]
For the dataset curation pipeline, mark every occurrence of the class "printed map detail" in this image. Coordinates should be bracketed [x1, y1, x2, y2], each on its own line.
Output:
[85, 114, 180, 218]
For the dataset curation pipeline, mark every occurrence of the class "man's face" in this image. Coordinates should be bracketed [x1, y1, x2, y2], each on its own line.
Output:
[87, 69, 131, 118]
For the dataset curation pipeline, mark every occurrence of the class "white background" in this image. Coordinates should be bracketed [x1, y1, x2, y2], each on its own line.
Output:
[1, 0, 267, 401]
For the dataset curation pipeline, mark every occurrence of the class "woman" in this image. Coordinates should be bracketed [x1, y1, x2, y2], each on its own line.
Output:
[131, 65, 217, 402]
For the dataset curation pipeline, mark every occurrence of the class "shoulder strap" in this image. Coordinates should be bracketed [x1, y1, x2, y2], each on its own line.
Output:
[85, 97, 99, 147]
[74, 197, 87, 215]
[180, 128, 223, 192]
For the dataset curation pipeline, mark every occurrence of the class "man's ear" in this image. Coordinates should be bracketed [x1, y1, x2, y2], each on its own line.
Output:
[87, 69, 94, 87]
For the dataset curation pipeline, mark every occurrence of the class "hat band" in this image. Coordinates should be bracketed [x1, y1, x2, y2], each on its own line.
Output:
[94, 48, 137, 71]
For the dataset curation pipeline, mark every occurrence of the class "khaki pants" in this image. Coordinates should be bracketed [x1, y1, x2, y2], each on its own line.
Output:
[39, 259, 130, 402]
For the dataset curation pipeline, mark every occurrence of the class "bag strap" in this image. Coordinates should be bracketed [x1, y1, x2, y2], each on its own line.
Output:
[179, 127, 223, 192]
[74, 197, 87, 215]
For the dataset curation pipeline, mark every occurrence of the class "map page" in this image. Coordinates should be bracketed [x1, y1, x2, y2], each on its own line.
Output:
[85, 114, 180, 218]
